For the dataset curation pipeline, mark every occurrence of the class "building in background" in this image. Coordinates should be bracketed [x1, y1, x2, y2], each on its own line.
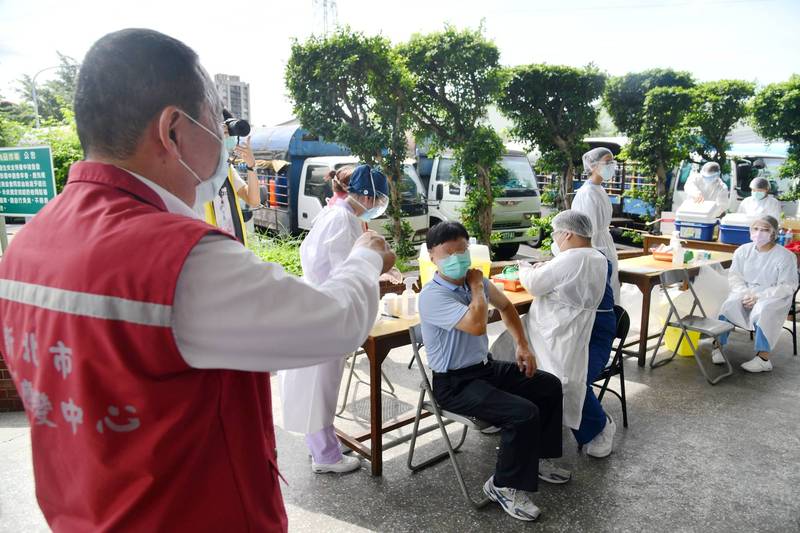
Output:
[214, 74, 251, 121]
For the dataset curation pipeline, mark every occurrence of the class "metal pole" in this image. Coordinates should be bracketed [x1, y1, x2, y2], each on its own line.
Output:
[0, 216, 8, 255]
[32, 82, 40, 128]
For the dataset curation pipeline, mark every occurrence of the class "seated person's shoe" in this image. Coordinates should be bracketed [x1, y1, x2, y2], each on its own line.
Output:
[480, 425, 502, 434]
[711, 348, 725, 365]
[311, 454, 361, 474]
[586, 415, 616, 458]
[741, 355, 773, 373]
[483, 476, 541, 521]
[538, 459, 571, 484]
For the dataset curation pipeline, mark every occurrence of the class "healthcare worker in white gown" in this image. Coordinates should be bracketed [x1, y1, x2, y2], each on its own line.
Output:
[685, 161, 730, 217]
[520, 210, 618, 458]
[713, 215, 797, 373]
[738, 177, 782, 222]
[280, 164, 390, 473]
[572, 147, 620, 302]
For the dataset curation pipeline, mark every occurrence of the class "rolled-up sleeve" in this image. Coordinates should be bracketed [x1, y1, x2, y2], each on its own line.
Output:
[173, 234, 382, 372]
[419, 288, 469, 332]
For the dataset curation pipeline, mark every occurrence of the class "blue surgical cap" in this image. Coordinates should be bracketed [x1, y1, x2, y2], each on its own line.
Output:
[349, 165, 389, 196]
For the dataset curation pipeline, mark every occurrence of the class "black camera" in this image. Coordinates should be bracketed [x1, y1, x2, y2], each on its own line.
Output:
[222, 109, 251, 138]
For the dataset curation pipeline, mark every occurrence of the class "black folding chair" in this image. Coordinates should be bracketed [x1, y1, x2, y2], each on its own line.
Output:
[780, 276, 800, 357]
[592, 305, 631, 428]
[406, 324, 491, 510]
[650, 269, 735, 385]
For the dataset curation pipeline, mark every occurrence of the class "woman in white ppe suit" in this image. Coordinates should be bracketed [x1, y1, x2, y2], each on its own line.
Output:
[684, 161, 729, 217]
[738, 177, 782, 221]
[519, 210, 618, 458]
[572, 147, 620, 302]
[713, 215, 797, 373]
[280, 164, 390, 473]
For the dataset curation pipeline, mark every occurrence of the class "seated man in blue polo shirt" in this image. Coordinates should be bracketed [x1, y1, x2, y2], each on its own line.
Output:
[418, 222, 567, 522]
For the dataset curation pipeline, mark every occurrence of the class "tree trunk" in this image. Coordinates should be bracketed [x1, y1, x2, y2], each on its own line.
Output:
[655, 163, 667, 216]
[560, 160, 575, 209]
[477, 165, 494, 245]
[387, 162, 404, 252]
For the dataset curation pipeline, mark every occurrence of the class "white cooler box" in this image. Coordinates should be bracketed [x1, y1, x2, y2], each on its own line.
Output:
[675, 200, 719, 241]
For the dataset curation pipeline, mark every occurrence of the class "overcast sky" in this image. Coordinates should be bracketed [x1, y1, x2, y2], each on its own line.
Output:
[0, 0, 797, 127]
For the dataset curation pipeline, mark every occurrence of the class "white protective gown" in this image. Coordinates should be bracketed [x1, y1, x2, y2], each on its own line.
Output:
[719, 243, 797, 351]
[279, 199, 367, 434]
[684, 174, 730, 216]
[738, 195, 782, 222]
[519, 248, 608, 429]
[572, 181, 620, 302]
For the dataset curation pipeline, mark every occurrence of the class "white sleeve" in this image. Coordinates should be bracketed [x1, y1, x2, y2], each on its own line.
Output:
[518, 261, 561, 297]
[572, 191, 603, 240]
[728, 248, 748, 295]
[173, 235, 382, 372]
[684, 175, 702, 199]
[758, 253, 797, 300]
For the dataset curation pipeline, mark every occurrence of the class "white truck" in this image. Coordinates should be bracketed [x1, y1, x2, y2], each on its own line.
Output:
[418, 148, 542, 260]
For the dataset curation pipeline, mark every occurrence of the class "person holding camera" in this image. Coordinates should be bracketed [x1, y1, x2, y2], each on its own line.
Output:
[223, 109, 260, 208]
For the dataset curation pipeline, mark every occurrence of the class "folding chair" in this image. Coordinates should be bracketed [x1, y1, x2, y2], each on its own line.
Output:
[649, 268, 735, 385]
[780, 276, 800, 357]
[336, 349, 395, 417]
[592, 305, 631, 428]
[406, 324, 491, 509]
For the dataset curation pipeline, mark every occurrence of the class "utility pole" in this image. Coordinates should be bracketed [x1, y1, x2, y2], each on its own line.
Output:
[30, 65, 59, 128]
[313, 0, 338, 35]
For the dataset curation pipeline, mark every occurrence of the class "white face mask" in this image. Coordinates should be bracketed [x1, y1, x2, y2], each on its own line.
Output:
[599, 162, 616, 181]
[550, 231, 564, 256]
[177, 111, 230, 208]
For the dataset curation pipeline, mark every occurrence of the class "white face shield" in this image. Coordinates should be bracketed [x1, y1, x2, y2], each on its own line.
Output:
[349, 168, 389, 221]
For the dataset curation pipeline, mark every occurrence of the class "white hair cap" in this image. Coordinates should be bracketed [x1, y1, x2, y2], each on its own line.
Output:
[552, 209, 594, 239]
[582, 147, 614, 174]
[750, 177, 769, 191]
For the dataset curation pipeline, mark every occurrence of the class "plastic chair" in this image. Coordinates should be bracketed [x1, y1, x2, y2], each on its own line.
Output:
[649, 269, 735, 385]
[592, 306, 631, 428]
[406, 324, 491, 510]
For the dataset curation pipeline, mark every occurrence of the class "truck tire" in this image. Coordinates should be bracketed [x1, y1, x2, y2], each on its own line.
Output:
[528, 227, 543, 248]
[491, 242, 520, 261]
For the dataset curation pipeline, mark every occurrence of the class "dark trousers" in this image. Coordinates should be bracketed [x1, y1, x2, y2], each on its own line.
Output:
[432, 359, 563, 492]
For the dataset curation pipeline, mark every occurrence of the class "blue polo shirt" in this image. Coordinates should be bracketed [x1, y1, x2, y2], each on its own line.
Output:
[418, 273, 490, 373]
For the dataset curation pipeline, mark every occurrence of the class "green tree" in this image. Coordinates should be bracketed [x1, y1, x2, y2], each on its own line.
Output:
[604, 68, 694, 136]
[16, 104, 83, 192]
[15, 52, 80, 125]
[400, 26, 505, 244]
[286, 28, 414, 257]
[751, 75, 800, 179]
[625, 87, 694, 201]
[499, 64, 606, 209]
[685, 80, 755, 173]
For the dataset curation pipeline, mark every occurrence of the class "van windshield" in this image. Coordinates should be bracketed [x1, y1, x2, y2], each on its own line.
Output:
[497, 156, 539, 197]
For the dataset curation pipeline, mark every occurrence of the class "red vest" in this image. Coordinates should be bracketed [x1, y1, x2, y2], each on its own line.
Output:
[0, 162, 287, 532]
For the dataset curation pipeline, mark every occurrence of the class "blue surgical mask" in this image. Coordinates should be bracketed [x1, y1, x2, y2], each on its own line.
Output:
[703, 172, 720, 181]
[599, 162, 616, 181]
[224, 136, 238, 152]
[753, 191, 767, 201]
[437, 251, 471, 280]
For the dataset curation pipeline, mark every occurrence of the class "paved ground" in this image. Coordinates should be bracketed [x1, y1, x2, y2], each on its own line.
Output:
[2, 316, 800, 532]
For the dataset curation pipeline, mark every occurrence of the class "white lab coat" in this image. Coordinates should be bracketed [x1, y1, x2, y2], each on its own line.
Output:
[279, 200, 367, 434]
[572, 181, 620, 302]
[738, 195, 782, 222]
[684, 174, 729, 216]
[719, 243, 797, 351]
[519, 248, 608, 429]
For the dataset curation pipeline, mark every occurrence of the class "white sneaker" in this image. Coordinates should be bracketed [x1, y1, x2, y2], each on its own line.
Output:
[741, 356, 773, 373]
[311, 454, 361, 474]
[538, 459, 571, 484]
[711, 348, 725, 365]
[482, 476, 541, 522]
[586, 415, 616, 458]
[480, 425, 502, 434]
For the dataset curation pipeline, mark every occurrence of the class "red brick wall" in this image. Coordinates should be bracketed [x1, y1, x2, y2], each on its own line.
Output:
[0, 354, 23, 412]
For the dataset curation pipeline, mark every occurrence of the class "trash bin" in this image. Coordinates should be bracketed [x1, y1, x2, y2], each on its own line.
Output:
[664, 326, 701, 357]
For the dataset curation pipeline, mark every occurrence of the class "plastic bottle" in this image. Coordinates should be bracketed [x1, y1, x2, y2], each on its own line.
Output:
[468, 237, 492, 277]
[400, 277, 419, 318]
[671, 231, 683, 266]
[380, 293, 401, 318]
[778, 228, 787, 246]
[418, 244, 437, 287]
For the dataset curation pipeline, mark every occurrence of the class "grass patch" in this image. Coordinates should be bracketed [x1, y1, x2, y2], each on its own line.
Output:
[248, 234, 303, 276]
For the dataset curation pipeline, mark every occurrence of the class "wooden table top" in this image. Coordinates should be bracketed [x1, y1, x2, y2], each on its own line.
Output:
[618, 251, 734, 278]
[369, 289, 534, 339]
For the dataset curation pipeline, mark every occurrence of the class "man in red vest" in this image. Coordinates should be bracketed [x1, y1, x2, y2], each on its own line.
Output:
[0, 28, 395, 532]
